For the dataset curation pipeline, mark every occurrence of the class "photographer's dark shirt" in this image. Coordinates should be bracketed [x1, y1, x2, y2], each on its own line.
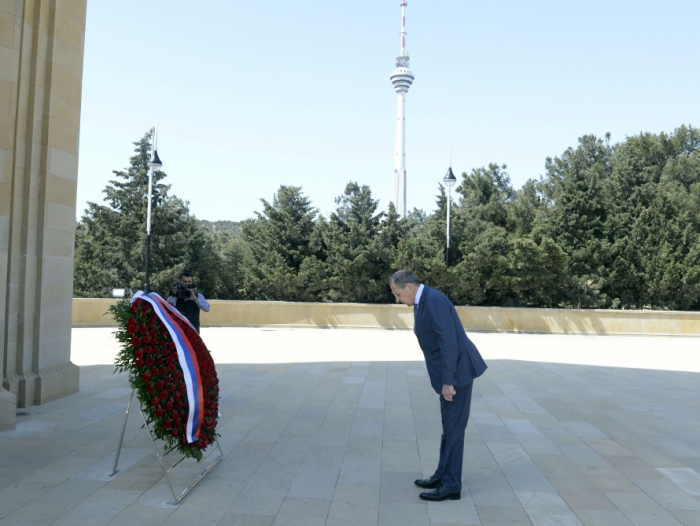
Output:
[167, 293, 210, 332]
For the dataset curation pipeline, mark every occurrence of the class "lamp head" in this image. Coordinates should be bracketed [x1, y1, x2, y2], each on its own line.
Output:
[148, 150, 162, 171]
[443, 167, 457, 188]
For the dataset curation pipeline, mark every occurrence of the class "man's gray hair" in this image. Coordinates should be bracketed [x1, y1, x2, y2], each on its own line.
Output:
[390, 270, 420, 288]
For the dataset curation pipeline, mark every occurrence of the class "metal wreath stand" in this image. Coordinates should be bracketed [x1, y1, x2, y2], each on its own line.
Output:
[107, 128, 222, 504]
[109, 388, 223, 504]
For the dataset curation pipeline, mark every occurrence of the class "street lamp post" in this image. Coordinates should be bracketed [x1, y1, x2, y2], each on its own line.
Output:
[144, 126, 162, 293]
[443, 155, 457, 268]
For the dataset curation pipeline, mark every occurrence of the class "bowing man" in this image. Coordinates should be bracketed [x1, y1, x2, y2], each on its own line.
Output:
[389, 270, 488, 501]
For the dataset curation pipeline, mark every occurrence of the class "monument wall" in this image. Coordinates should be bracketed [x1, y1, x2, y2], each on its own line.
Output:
[0, 0, 88, 430]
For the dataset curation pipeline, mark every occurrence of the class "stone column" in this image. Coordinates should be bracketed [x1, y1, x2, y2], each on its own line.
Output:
[0, 0, 88, 428]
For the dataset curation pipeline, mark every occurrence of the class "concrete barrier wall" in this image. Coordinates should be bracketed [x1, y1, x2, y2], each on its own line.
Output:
[72, 298, 700, 336]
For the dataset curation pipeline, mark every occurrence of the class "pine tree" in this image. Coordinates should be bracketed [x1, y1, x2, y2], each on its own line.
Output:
[73, 131, 215, 298]
[241, 185, 318, 301]
[321, 183, 400, 303]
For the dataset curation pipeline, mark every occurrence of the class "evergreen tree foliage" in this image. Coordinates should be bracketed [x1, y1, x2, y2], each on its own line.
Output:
[74, 131, 219, 298]
[241, 185, 319, 301]
[74, 125, 700, 310]
[320, 183, 398, 303]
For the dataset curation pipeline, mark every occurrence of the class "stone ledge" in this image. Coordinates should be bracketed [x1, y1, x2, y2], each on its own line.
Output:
[35, 361, 80, 405]
[3, 361, 79, 407]
[0, 388, 16, 431]
[71, 298, 700, 337]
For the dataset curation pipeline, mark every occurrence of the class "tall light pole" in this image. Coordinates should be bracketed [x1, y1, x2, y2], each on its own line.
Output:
[443, 148, 457, 268]
[144, 127, 162, 293]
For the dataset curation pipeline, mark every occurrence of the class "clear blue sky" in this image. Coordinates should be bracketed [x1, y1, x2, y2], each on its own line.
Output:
[77, 0, 700, 222]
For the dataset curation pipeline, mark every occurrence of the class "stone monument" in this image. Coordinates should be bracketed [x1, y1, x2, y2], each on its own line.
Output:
[0, 0, 88, 430]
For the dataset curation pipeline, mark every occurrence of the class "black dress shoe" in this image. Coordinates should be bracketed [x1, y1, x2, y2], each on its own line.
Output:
[419, 485, 461, 501]
[414, 475, 442, 489]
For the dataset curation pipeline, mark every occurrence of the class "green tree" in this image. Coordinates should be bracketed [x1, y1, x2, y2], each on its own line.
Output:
[604, 126, 700, 309]
[321, 183, 402, 303]
[538, 134, 613, 308]
[73, 131, 217, 298]
[242, 185, 319, 301]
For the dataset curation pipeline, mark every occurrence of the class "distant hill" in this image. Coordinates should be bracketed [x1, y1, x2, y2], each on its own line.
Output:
[197, 219, 242, 236]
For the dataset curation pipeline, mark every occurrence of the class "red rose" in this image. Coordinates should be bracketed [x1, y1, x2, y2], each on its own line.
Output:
[175, 418, 182, 427]
[152, 397, 160, 406]
[180, 436, 188, 445]
[159, 390, 168, 400]
[143, 336, 151, 345]
[172, 410, 179, 418]
[131, 337, 141, 347]
[129, 305, 137, 313]
[144, 346, 152, 354]
[145, 357, 154, 366]
[155, 408, 163, 417]
[139, 324, 147, 334]
[156, 358, 164, 365]
[163, 419, 172, 429]
[141, 373, 151, 383]
[164, 402, 173, 411]
[134, 350, 144, 359]
[146, 384, 155, 393]
[174, 372, 182, 380]
[177, 381, 185, 389]
[174, 393, 181, 401]
[171, 429, 179, 438]
[135, 359, 144, 368]
[143, 303, 151, 312]
[156, 380, 165, 390]
[169, 342, 176, 350]
[149, 329, 157, 338]
[159, 367, 166, 375]
[167, 364, 176, 372]
[176, 401, 183, 409]
[134, 299, 142, 307]
[168, 384, 176, 392]
[151, 368, 159, 377]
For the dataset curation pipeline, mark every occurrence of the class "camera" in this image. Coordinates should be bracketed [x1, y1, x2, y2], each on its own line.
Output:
[173, 281, 195, 300]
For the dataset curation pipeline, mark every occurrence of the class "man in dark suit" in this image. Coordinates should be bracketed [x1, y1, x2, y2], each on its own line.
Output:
[390, 270, 488, 501]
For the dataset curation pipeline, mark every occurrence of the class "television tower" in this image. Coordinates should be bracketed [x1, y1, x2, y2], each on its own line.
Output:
[390, 1, 414, 217]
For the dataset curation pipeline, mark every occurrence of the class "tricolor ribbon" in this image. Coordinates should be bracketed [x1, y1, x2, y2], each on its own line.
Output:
[131, 291, 204, 444]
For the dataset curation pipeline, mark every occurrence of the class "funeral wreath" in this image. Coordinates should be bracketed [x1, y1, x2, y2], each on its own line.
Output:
[111, 294, 220, 461]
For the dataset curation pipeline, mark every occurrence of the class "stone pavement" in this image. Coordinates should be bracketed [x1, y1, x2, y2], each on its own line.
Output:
[2, 329, 700, 526]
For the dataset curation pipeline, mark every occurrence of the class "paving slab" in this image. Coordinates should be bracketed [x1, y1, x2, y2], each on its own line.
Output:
[1, 329, 700, 525]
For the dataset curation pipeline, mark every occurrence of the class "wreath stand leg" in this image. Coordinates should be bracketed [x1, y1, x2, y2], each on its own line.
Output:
[109, 388, 135, 476]
[108, 388, 224, 504]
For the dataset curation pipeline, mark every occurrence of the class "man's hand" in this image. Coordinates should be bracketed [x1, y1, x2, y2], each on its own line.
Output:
[189, 289, 197, 301]
[442, 385, 456, 401]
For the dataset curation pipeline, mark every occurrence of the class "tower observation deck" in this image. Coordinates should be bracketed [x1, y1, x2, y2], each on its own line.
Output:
[390, 1, 414, 218]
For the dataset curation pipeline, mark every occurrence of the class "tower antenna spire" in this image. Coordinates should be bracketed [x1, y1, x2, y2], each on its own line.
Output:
[400, 1, 408, 57]
[390, 0, 415, 218]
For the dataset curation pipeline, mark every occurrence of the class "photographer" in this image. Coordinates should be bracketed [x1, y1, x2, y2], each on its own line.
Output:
[167, 272, 210, 333]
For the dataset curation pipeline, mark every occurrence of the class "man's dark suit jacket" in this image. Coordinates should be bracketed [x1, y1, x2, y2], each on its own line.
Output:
[414, 285, 488, 394]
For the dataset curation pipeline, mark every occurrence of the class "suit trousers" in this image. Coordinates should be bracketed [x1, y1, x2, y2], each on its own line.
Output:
[434, 382, 473, 492]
